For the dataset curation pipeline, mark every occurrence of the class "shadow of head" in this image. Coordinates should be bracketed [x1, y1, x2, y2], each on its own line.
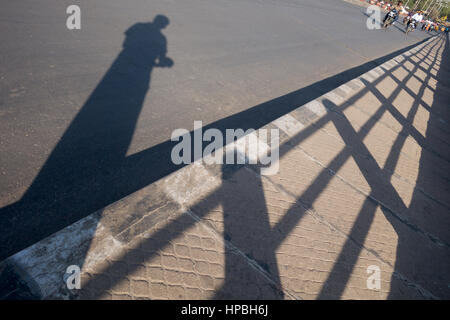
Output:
[122, 14, 174, 68]
[154, 14, 170, 29]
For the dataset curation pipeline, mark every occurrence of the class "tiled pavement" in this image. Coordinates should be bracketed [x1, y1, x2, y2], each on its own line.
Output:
[2, 34, 449, 300]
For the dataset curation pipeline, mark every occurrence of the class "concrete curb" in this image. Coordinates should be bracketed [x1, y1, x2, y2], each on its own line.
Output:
[1, 35, 439, 299]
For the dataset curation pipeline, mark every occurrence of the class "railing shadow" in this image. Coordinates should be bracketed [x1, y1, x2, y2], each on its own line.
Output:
[79, 35, 449, 299]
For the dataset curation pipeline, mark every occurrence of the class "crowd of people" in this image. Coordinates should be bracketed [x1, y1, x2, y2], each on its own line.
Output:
[374, 0, 450, 33]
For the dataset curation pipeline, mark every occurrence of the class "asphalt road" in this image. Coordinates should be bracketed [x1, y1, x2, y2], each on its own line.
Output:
[0, 0, 434, 259]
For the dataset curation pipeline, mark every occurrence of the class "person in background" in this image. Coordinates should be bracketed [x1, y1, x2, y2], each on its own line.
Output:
[407, 10, 424, 30]
[421, 15, 429, 30]
[383, 1, 404, 25]
[404, 10, 413, 24]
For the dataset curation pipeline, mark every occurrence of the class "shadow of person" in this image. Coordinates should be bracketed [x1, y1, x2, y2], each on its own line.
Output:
[0, 15, 173, 260]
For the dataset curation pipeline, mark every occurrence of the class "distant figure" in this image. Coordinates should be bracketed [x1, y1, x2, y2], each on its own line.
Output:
[408, 11, 424, 29]
[383, 1, 404, 25]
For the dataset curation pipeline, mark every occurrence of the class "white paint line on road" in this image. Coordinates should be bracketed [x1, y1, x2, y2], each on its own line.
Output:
[304, 100, 327, 117]
[6, 212, 109, 299]
[273, 114, 305, 137]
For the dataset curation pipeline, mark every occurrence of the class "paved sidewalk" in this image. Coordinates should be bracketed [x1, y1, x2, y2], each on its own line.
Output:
[2, 34, 449, 300]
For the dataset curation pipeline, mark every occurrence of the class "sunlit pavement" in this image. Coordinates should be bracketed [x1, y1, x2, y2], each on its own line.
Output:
[0, 0, 448, 299]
